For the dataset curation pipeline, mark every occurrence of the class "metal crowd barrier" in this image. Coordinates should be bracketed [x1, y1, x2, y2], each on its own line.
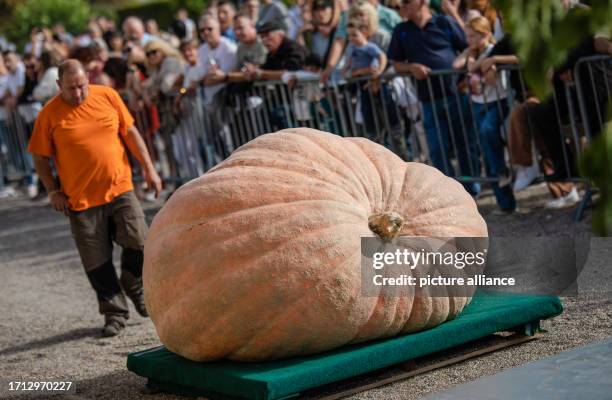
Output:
[1, 55, 609, 216]
[137, 55, 609, 219]
[142, 57, 609, 185]
[574, 55, 611, 141]
[570, 54, 612, 217]
[0, 106, 36, 185]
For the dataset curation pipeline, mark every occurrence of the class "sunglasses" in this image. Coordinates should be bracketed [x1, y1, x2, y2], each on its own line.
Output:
[145, 49, 159, 57]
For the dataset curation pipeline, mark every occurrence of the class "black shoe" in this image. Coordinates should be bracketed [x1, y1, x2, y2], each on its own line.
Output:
[101, 320, 125, 337]
[129, 295, 149, 317]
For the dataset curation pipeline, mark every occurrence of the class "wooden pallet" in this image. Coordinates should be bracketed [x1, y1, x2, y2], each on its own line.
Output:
[317, 330, 541, 400]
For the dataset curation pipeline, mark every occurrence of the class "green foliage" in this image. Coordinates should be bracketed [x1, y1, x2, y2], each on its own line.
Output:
[117, 0, 207, 29]
[580, 122, 612, 236]
[117, 0, 177, 30]
[495, 0, 612, 235]
[90, 3, 118, 22]
[174, 0, 207, 17]
[6, 0, 91, 50]
[495, 0, 611, 98]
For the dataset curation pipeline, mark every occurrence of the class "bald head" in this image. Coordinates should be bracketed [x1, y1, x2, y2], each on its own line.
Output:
[58, 59, 86, 81]
[57, 59, 89, 106]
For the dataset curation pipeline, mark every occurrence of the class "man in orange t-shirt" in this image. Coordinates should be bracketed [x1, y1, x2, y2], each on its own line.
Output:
[28, 59, 162, 337]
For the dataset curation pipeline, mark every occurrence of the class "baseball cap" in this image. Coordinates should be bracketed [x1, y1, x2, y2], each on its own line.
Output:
[256, 19, 285, 34]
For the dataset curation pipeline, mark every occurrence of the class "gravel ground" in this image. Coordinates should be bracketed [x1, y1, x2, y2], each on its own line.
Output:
[1, 182, 610, 400]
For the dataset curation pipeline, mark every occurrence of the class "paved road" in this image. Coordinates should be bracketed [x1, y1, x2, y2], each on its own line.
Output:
[1, 183, 610, 400]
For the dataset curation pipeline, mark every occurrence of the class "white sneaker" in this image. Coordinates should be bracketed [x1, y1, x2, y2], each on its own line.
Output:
[26, 184, 39, 199]
[544, 187, 580, 209]
[513, 164, 539, 192]
[0, 186, 19, 198]
[143, 191, 157, 203]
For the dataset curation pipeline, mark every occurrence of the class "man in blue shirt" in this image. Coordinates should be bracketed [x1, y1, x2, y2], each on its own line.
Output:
[388, 0, 480, 195]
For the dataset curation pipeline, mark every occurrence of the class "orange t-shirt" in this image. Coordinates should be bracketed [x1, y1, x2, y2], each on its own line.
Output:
[28, 85, 136, 211]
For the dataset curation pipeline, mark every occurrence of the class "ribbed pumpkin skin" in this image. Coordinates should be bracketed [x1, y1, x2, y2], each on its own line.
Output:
[144, 128, 488, 362]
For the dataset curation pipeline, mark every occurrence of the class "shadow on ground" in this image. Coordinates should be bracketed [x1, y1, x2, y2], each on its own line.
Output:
[0, 328, 101, 357]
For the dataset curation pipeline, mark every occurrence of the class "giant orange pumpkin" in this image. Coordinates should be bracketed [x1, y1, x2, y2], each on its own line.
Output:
[144, 128, 488, 362]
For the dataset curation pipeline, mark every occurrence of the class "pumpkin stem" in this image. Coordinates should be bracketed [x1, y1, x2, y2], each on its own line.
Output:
[368, 212, 404, 240]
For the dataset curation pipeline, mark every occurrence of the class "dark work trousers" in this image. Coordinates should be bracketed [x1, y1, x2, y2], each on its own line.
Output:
[68, 191, 148, 325]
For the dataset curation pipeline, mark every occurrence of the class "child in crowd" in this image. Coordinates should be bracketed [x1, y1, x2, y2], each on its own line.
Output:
[342, 20, 386, 78]
[342, 20, 404, 155]
[342, 20, 386, 139]
[454, 16, 516, 213]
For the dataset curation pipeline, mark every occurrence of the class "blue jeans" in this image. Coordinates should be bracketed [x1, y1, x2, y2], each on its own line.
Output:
[422, 94, 481, 195]
[473, 101, 516, 211]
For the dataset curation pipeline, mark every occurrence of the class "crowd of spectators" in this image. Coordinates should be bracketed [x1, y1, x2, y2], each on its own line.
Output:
[0, 0, 610, 211]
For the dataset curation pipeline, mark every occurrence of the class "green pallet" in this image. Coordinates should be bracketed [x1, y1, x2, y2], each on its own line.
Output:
[127, 291, 563, 400]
